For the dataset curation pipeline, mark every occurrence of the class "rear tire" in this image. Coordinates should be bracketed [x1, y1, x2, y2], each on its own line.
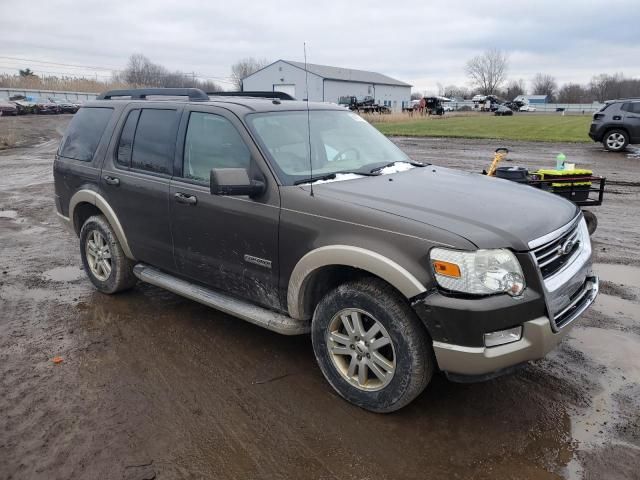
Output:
[603, 129, 629, 152]
[311, 277, 434, 413]
[79, 215, 136, 294]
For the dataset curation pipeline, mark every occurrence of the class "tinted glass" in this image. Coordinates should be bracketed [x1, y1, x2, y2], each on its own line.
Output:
[183, 112, 250, 182]
[131, 109, 177, 175]
[631, 103, 640, 114]
[59, 107, 113, 161]
[621, 103, 632, 112]
[116, 109, 140, 167]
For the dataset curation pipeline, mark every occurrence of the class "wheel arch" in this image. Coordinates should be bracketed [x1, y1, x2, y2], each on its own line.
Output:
[287, 245, 426, 320]
[603, 125, 631, 139]
[69, 189, 135, 260]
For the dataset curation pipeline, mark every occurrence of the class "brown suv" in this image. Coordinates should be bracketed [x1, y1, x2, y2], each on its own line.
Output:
[54, 88, 598, 412]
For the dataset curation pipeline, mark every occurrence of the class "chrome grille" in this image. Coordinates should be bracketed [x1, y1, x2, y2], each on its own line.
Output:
[532, 220, 581, 278]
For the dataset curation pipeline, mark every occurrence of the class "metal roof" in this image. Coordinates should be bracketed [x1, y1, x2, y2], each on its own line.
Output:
[264, 60, 411, 87]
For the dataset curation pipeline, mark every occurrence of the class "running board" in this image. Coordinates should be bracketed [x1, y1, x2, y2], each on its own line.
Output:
[133, 264, 309, 335]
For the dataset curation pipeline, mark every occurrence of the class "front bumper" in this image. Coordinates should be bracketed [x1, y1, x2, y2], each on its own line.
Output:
[428, 276, 598, 377]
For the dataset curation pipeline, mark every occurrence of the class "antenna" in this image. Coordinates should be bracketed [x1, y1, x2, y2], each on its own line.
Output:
[304, 42, 314, 196]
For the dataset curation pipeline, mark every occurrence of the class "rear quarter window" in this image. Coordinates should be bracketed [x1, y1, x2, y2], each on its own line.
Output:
[59, 107, 113, 161]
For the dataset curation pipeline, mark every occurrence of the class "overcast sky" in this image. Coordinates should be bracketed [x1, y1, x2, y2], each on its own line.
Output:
[1, 0, 638, 93]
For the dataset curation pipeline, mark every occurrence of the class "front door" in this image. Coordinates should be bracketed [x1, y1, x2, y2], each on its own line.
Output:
[101, 105, 182, 272]
[169, 107, 281, 310]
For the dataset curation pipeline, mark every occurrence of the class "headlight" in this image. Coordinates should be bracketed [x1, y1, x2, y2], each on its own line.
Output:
[430, 248, 525, 296]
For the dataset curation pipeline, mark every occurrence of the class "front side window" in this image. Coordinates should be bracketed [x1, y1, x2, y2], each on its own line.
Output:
[130, 109, 177, 175]
[247, 110, 410, 185]
[59, 107, 113, 161]
[182, 112, 251, 183]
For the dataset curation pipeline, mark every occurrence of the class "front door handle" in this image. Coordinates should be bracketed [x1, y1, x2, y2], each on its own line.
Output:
[103, 175, 120, 186]
[174, 192, 197, 205]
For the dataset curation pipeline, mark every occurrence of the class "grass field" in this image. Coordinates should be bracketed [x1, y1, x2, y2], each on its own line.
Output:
[371, 114, 592, 143]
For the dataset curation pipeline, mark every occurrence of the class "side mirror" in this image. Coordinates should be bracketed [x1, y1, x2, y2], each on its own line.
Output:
[210, 168, 266, 197]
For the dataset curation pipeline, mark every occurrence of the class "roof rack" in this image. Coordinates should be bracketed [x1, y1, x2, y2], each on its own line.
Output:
[207, 91, 295, 101]
[96, 88, 209, 101]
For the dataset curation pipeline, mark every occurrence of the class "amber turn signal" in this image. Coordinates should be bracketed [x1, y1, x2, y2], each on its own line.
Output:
[432, 260, 461, 278]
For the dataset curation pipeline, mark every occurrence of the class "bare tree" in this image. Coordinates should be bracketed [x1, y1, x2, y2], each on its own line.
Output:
[465, 49, 508, 95]
[230, 57, 269, 90]
[504, 79, 526, 101]
[558, 83, 590, 103]
[531, 73, 558, 101]
[118, 54, 221, 91]
[442, 84, 470, 99]
[410, 92, 423, 100]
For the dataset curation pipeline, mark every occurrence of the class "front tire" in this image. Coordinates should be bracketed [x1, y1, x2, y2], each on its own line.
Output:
[80, 215, 136, 294]
[603, 129, 629, 152]
[311, 278, 434, 413]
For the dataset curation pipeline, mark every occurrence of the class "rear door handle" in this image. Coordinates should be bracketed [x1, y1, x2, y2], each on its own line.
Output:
[174, 192, 197, 205]
[103, 175, 120, 186]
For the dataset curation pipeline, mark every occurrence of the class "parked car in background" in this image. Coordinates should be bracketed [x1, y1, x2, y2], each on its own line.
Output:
[34, 98, 61, 114]
[0, 97, 18, 116]
[589, 98, 640, 152]
[9, 97, 36, 114]
[50, 97, 80, 114]
[494, 105, 513, 116]
[519, 104, 537, 112]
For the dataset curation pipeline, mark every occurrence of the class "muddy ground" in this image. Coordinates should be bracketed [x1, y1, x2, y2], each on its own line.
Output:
[1, 115, 639, 480]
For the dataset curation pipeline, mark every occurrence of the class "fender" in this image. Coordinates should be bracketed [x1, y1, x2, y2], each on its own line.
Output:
[69, 189, 135, 260]
[287, 245, 426, 320]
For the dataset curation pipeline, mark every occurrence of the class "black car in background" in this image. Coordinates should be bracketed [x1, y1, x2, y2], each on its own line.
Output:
[34, 98, 61, 114]
[50, 98, 81, 114]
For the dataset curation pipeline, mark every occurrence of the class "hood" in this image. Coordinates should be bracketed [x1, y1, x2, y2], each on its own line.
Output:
[312, 166, 579, 250]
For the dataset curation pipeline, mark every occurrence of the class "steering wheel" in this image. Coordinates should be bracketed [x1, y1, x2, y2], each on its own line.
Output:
[331, 148, 360, 163]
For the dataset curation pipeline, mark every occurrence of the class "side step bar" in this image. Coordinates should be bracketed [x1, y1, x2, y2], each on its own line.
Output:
[133, 264, 309, 335]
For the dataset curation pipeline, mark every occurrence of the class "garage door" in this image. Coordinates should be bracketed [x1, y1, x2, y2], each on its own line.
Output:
[273, 84, 296, 99]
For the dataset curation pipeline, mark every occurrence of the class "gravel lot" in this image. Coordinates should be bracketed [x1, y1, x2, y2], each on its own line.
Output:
[1, 115, 639, 479]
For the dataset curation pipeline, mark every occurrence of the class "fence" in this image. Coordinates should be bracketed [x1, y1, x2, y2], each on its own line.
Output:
[0, 87, 97, 101]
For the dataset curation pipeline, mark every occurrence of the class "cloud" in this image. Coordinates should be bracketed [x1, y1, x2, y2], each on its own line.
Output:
[0, 0, 638, 92]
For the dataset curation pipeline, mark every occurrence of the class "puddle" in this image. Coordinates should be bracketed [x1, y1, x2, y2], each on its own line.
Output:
[592, 294, 640, 320]
[627, 146, 640, 159]
[42, 266, 85, 282]
[593, 263, 640, 290]
[568, 327, 640, 448]
[0, 209, 18, 219]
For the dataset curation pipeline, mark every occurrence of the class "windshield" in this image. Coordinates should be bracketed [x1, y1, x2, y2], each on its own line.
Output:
[247, 110, 410, 185]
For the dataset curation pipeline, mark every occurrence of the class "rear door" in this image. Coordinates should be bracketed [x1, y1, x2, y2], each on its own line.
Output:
[623, 102, 640, 142]
[169, 106, 282, 310]
[101, 104, 182, 272]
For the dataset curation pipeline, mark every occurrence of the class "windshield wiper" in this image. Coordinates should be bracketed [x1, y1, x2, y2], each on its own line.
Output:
[369, 160, 429, 173]
[293, 170, 379, 185]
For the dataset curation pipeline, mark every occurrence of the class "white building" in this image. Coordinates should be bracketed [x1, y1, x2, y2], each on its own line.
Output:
[242, 60, 411, 112]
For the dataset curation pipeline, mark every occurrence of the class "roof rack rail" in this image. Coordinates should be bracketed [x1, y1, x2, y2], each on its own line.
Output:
[207, 91, 295, 101]
[96, 88, 209, 101]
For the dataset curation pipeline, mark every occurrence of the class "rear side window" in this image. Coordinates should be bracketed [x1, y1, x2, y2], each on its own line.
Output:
[59, 107, 113, 161]
[130, 109, 177, 175]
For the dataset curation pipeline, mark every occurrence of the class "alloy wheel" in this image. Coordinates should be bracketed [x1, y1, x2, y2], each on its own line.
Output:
[85, 230, 112, 281]
[606, 132, 626, 150]
[326, 308, 396, 391]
